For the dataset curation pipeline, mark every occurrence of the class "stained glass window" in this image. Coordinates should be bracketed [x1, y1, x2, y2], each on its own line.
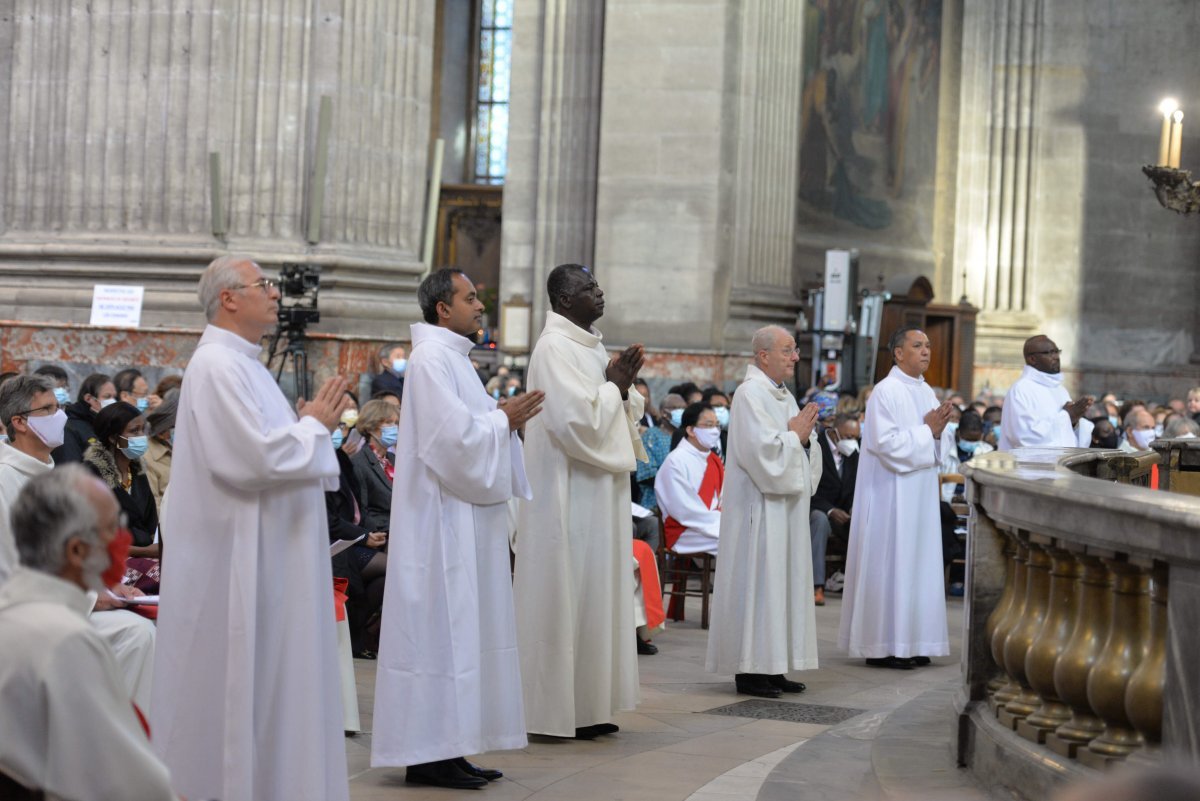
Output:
[473, 0, 512, 184]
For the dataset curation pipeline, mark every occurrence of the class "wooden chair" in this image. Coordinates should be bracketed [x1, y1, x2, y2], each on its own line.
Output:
[655, 515, 716, 629]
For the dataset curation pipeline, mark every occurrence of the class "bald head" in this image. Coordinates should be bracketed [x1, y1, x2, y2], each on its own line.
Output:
[1023, 335, 1062, 374]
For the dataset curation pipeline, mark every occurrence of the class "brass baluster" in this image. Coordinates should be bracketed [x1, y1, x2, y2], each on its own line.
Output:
[998, 542, 1053, 728]
[985, 535, 1019, 694]
[1047, 553, 1112, 758]
[990, 540, 1029, 710]
[1018, 545, 1083, 743]
[1078, 561, 1152, 767]
[1124, 563, 1167, 750]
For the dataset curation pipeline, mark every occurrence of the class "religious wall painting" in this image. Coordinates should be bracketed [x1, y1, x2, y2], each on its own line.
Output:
[798, 0, 943, 250]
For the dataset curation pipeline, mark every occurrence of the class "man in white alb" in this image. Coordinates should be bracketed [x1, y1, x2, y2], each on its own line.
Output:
[997, 335, 1094, 450]
[372, 269, 544, 789]
[151, 255, 351, 801]
[513, 263, 647, 740]
[839, 326, 955, 669]
[705, 326, 822, 698]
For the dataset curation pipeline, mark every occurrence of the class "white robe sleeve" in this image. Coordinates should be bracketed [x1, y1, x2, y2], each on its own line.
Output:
[538, 338, 647, 471]
[406, 353, 517, 506]
[865, 388, 938, 474]
[189, 358, 338, 492]
[1001, 383, 1076, 448]
[654, 452, 721, 538]
[730, 386, 819, 496]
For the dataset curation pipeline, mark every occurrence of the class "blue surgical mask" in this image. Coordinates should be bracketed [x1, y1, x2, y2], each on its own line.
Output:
[331, 429, 345, 449]
[507, 385, 518, 396]
[959, 439, 983, 455]
[392, 358, 407, 375]
[0, 434, 8, 445]
[120, 435, 149, 460]
[669, 409, 684, 428]
[135, 397, 149, 412]
[169, 429, 175, 445]
[714, 407, 730, 429]
[53, 387, 70, 405]
[1108, 414, 1119, 429]
[379, 425, 399, 447]
[100, 397, 117, 409]
[945, 421, 959, 437]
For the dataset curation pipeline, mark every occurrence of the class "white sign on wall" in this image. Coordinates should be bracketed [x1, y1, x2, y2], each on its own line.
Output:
[90, 284, 145, 328]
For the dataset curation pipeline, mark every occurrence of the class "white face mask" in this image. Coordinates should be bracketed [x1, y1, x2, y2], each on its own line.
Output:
[1131, 428, 1157, 449]
[835, 437, 859, 457]
[99, 397, 117, 409]
[693, 427, 721, 450]
[26, 409, 68, 449]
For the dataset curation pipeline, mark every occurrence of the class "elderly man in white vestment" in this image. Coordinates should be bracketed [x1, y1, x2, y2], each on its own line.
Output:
[513, 263, 648, 740]
[150, 255, 351, 801]
[838, 327, 955, 669]
[705, 326, 823, 698]
[0, 465, 175, 801]
[372, 269, 544, 789]
[997, 335, 1094, 450]
[0, 375, 158, 712]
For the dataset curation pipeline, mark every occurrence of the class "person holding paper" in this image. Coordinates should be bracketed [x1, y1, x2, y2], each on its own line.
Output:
[372, 269, 543, 789]
[150, 255, 351, 801]
[0, 374, 157, 711]
[997, 335, 1094, 450]
[513, 263, 648, 740]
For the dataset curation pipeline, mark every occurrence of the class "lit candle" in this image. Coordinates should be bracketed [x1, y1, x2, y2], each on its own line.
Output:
[1158, 98, 1179, 166]
[1169, 109, 1184, 169]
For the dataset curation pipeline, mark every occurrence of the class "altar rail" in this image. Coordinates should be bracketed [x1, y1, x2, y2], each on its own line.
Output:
[957, 446, 1200, 800]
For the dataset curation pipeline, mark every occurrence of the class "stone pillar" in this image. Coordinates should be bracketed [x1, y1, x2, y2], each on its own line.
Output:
[499, 0, 606, 333]
[953, 0, 1043, 375]
[0, 1, 435, 337]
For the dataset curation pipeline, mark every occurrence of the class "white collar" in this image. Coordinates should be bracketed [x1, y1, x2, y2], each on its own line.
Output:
[1021, 363, 1064, 388]
[888, 365, 925, 386]
[199, 324, 263, 358]
[410, 322, 475, 355]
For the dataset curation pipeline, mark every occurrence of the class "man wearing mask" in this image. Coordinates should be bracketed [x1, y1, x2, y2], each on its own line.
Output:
[0, 465, 176, 801]
[1089, 415, 1120, 449]
[811, 413, 861, 606]
[635, 392, 686, 510]
[33, 364, 72, 406]
[1119, 408, 1158, 453]
[53, 372, 118, 464]
[370, 342, 407, 399]
[998, 335, 1094, 450]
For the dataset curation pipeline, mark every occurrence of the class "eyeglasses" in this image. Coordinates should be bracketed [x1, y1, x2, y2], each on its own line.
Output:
[233, 278, 277, 293]
[14, 402, 59, 417]
[1029, 348, 1062, 356]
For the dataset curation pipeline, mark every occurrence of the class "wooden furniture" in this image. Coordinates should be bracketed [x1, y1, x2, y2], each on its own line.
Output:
[656, 516, 715, 628]
[873, 275, 977, 394]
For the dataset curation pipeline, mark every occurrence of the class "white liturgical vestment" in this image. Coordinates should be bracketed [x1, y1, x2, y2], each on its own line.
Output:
[372, 323, 531, 766]
[998, 365, 1093, 450]
[151, 324, 347, 801]
[513, 311, 647, 736]
[839, 365, 949, 659]
[706, 365, 822, 675]
[0, 569, 175, 801]
[655, 440, 722, 555]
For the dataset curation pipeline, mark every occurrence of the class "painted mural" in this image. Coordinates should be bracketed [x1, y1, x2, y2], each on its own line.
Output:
[798, 0, 943, 248]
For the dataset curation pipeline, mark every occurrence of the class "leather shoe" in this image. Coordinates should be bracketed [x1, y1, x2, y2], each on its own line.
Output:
[814, 587, 825, 606]
[767, 674, 806, 693]
[406, 759, 487, 789]
[592, 723, 619, 735]
[637, 637, 658, 655]
[454, 757, 502, 781]
[911, 656, 932, 666]
[735, 673, 782, 698]
[574, 726, 600, 740]
[865, 656, 915, 670]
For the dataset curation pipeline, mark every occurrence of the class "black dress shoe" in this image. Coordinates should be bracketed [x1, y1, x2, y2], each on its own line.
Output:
[592, 723, 620, 735]
[767, 674, 806, 693]
[454, 757, 502, 781]
[574, 726, 600, 740]
[406, 759, 487, 789]
[735, 673, 782, 698]
[865, 656, 915, 670]
[911, 656, 932, 666]
[637, 637, 658, 655]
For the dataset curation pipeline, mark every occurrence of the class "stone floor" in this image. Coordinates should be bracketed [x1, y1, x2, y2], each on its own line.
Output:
[345, 594, 972, 801]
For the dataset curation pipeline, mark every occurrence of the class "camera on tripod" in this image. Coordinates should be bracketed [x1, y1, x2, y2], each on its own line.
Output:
[277, 263, 321, 334]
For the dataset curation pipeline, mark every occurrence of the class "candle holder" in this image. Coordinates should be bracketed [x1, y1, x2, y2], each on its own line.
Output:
[1142, 165, 1200, 214]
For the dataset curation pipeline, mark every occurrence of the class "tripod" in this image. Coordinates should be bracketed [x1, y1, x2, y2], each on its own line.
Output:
[281, 333, 311, 402]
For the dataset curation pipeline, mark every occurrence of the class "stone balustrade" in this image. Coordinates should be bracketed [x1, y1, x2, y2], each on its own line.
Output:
[956, 447, 1200, 799]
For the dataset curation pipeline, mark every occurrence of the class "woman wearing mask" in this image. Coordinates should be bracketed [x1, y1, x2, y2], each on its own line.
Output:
[113, 368, 159, 413]
[52, 372, 116, 464]
[654, 403, 724, 557]
[83, 401, 161, 589]
[351, 399, 399, 533]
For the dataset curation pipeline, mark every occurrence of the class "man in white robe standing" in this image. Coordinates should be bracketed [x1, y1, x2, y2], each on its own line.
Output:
[151, 255, 351, 801]
[839, 326, 955, 669]
[513, 263, 648, 740]
[372, 269, 544, 789]
[998, 335, 1094, 450]
[705, 326, 823, 698]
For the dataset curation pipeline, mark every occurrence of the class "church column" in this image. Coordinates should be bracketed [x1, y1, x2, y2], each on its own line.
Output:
[499, 0, 606, 332]
[953, 0, 1044, 371]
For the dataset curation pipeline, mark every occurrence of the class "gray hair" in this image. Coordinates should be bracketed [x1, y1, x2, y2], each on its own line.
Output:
[1123, 408, 1153, 430]
[1165, 416, 1200, 438]
[377, 342, 405, 362]
[198, 254, 255, 321]
[12, 464, 102, 574]
[751, 325, 788, 354]
[659, 392, 687, 411]
[145, 388, 180, 438]
[0, 374, 55, 432]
